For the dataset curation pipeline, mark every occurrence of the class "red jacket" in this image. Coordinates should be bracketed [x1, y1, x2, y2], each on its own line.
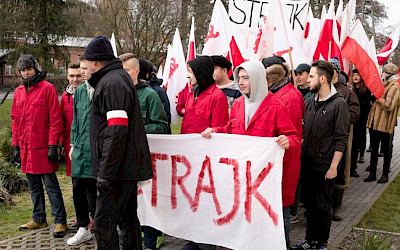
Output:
[60, 90, 74, 176]
[273, 84, 304, 206]
[214, 93, 300, 207]
[11, 80, 63, 174]
[176, 83, 191, 117]
[181, 83, 229, 134]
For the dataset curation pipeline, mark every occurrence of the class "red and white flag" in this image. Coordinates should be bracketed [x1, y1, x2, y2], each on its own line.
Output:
[186, 17, 196, 62]
[377, 23, 400, 65]
[252, 16, 275, 60]
[164, 29, 188, 125]
[313, 0, 342, 65]
[303, 6, 320, 63]
[202, 0, 231, 57]
[335, 0, 343, 39]
[341, 20, 384, 99]
[340, 0, 356, 46]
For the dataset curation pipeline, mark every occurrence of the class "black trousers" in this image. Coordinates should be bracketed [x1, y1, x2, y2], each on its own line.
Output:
[351, 118, 368, 171]
[302, 168, 335, 245]
[94, 180, 142, 250]
[72, 177, 97, 227]
[369, 129, 391, 175]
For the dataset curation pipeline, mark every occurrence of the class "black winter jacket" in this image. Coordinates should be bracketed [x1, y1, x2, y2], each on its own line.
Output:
[89, 59, 153, 181]
[302, 92, 350, 172]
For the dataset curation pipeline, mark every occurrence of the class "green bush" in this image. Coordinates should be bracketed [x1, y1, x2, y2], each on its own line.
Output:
[47, 75, 68, 95]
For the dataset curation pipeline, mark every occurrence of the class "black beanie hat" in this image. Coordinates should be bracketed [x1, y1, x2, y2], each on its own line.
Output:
[84, 35, 116, 61]
[17, 54, 40, 73]
[211, 55, 232, 70]
[262, 56, 284, 69]
[352, 68, 359, 74]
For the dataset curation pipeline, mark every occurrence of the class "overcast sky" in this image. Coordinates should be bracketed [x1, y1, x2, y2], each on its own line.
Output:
[376, 0, 400, 32]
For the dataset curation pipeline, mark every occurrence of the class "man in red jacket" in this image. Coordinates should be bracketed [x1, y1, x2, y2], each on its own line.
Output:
[202, 60, 300, 248]
[262, 56, 304, 246]
[180, 56, 229, 134]
[11, 54, 67, 237]
[60, 62, 83, 177]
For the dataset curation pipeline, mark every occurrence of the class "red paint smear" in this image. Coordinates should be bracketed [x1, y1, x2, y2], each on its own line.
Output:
[171, 155, 194, 209]
[214, 158, 240, 226]
[150, 153, 168, 207]
[245, 161, 278, 226]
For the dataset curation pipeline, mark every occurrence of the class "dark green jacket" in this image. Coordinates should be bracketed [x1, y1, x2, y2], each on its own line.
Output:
[136, 81, 168, 134]
[70, 82, 92, 178]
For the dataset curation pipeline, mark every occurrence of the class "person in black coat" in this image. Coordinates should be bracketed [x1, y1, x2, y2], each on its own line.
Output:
[85, 36, 153, 249]
[350, 69, 373, 177]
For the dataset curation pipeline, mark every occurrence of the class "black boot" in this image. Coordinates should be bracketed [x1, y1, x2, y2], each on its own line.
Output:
[364, 173, 376, 182]
[332, 187, 345, 221]
[377, 175, 388, 183]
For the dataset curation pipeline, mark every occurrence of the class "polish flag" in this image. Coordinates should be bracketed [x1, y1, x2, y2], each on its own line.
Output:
[377, 23, 400, 65]
[335, 0, 343, 39]
[313, 0, 343, 65]
[164, 29, 188, 125]
[157, 65, 163, 79]
[186, 17, 196, 62]
[303, 7, 320, 63]
[228, 36, 245, 68]
[339, 0, 356, 74]
[107, 110, 128, 126]
[341, 20, 384, 99]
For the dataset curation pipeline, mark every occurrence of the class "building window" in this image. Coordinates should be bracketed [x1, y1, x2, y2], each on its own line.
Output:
[5, 65, 13, 76]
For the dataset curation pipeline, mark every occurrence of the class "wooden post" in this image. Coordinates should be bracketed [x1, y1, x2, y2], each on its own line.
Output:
[328, 41, 332, 60]
[288, 49, 297, 88]
[349, 63, 354, 87]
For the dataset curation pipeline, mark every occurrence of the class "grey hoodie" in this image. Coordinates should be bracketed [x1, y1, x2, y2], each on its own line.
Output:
[234, 60, 268, 128]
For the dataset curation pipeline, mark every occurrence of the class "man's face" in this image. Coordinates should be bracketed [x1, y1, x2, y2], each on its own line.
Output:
[308, 67, 322, 93]
[213, 66, 224, 83]
[85, 60, 98, 75]
[187, 65, 197, 86]
[238, 68, 251, 95]
[20, 68, 36, 79]
[80, 61, 91, 80]
[122, 59, 140, 85]
[67, 68, 83, 90]
[296, 71, 309, 87]
[352, 73, 361, 84]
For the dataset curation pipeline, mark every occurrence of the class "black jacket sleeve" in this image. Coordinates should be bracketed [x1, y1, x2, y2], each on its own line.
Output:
[334, 100, 350, 153]
[98, 80, 130, 180]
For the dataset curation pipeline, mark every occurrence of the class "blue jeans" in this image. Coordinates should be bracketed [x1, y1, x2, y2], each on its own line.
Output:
[283, 206, 290, 247]
[26, 172, 67, 224]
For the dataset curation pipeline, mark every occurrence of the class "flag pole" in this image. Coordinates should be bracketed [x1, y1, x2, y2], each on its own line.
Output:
[328, 41, 332, 59]
[349, 62, 354, 87]
[277, 0, 297, 87]
[288, 49, 297, 88]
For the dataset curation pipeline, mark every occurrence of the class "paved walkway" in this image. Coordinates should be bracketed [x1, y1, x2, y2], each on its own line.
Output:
[1, 124, 399, 249]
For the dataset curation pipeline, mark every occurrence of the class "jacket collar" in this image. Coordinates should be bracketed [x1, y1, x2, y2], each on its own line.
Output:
[88, 58, 123, 89]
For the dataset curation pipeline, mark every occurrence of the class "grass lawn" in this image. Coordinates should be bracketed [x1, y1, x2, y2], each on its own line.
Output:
[357, 173, 400, 233]
[0, 100, 12, 129]
[0, 165, 75, 240]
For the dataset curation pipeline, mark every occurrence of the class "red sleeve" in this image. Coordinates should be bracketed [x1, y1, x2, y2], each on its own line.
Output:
[59, 93, 67, 145]
[275, 104, 300, 152]
[211, 94, 229, 128]
[11, 89, 21, 146]
[48, 86, 64, 146]
[176, 85, 189, 117]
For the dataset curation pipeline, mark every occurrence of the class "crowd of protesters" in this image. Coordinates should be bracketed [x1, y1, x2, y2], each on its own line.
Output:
[10, 35, 400, 250]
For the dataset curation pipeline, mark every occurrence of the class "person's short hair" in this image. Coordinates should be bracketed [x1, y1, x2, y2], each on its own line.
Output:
[311, 60, 335, 84]
[68, 62, 81, 69]
[119, 53, 138, 62]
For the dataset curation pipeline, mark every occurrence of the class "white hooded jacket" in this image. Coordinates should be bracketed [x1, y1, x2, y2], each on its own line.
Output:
[234, 60, 268, 128]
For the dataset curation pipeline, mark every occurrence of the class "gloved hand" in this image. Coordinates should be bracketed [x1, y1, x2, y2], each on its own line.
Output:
[13, 146, 21, 163]
[48, 145, 58, 162]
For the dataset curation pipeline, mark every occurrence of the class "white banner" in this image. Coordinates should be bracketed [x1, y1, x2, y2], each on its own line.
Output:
[138, 134, 286, 250]
[229, 0, 309, 59]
